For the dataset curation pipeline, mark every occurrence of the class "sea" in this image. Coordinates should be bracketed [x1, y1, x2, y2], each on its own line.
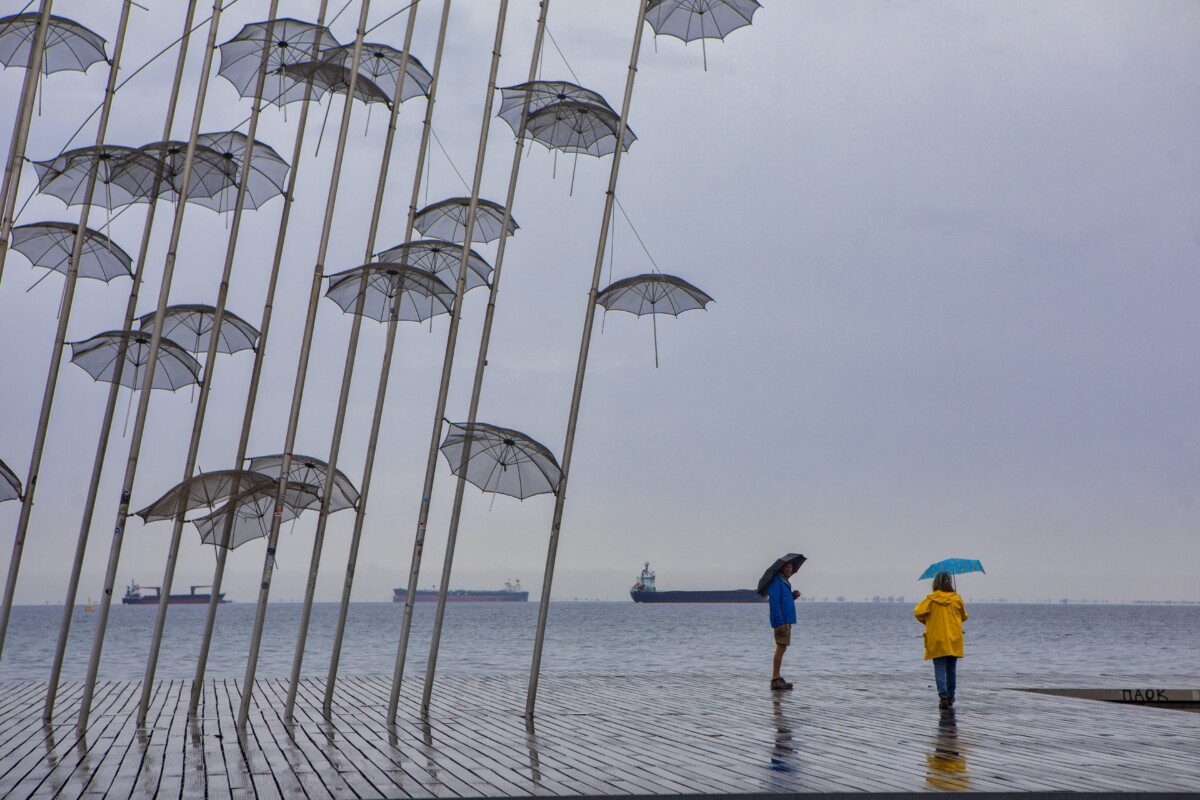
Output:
[1, 601, 1198, 683]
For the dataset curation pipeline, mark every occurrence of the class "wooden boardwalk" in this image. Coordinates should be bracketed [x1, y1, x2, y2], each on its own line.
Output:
[1, 670, 1199, 798]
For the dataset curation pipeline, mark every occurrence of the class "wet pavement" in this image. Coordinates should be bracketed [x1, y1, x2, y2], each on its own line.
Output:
[2, 670, 1198, 798]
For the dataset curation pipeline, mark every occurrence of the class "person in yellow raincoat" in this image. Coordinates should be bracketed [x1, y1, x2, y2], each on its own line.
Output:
[914, 571, 968, 709]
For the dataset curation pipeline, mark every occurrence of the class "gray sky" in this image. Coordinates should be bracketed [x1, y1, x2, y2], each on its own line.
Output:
[2, 0, 1199, 608]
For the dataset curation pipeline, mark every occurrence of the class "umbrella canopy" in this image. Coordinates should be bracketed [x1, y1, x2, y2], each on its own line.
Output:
[134, 140, 238, 203]
[135, 469, 276, 522]
[597, 273, 713, 316]
[325, 263, 455, 324]
[412, 198, 518, 245]
[523, 100, 636, 157]
[0, 13, 107, 73]
[375, 239, 492, 292]
[496, 80, 615, 137]
[321, 43, 432, 104]
[274, 61, 390, 108]
[0, 457, 21, 502]
[69, 331, 202, 391]
[597, 273, 713, 367]
[217, 18, 339, 102]
[644, 0, 761, 42]
[193, 482, 322, 549]
[9, 221, 132, 282]
[33, 145, 166, 209]
[139, 304, 260, 355]
[244, 453, 359, 512]
[756, 553, 806, 596]
[190, 131, 290, 212]
[919, 559, 985, 580]
[439, 422, 561, 500]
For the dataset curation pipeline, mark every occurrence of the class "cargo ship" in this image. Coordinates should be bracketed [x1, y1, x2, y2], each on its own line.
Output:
[393, 579, 528, 602]
[122, 582, 226, 605]
[630, 562, 765, 603]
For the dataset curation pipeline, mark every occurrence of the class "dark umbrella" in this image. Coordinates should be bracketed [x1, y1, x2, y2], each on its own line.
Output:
[756, 553, 806, 596]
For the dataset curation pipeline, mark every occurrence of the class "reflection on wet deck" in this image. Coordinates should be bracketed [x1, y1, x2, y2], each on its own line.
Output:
[2, 671, 1199, 798]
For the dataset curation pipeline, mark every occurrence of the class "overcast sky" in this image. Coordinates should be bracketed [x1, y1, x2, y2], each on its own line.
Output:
[2, 0, 1199, 610]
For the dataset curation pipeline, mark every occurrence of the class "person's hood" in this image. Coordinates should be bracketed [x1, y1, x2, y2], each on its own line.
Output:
[927, 590, 960, 606]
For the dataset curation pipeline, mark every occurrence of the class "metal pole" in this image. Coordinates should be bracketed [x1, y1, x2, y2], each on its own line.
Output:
[44, 0, 200, 722]
[526, 0, 647, 720]
[77, 0, 225, 739]
[421, 0, 548, 718]
[188, 1, 332, 719]
[0, 0, 53, 288]
[388, 0, 509, 725]
[0, 0, 132, 665]
[324, 0, 453, 719]
[237, 0, 372, 730]
[136, 4, 281, 729]
[283, 0, 422, 725]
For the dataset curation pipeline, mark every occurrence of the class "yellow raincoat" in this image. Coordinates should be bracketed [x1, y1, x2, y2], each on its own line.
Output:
[914, 590, 967, 660]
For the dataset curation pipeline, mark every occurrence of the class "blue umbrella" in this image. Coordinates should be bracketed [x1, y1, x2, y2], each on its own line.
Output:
[919, 558, 984, 580]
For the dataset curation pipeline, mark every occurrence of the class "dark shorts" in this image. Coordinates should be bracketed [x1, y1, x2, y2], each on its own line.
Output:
[773, 624, 791, 647]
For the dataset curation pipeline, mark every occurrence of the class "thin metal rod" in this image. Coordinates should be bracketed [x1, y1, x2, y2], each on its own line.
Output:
[325, 0, 453, 720]
[76, 0, 225, 739]
[0, 0, 128, 664]
[390, 0, 508, 724]
[421, 0, 548, 718]
[44, 0, 200, 722]
[188, 2, 331, 720]
[236, 0, 372, 730]
[283, 0, 422, 724]
[0, 0, 53, 289]
[526, 0, 648, 720]
[135, 4, 281, 729]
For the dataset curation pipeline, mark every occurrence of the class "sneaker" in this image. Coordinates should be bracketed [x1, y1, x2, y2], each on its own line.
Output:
[938, 693, 950, 709]
[770, 677, 793, 691]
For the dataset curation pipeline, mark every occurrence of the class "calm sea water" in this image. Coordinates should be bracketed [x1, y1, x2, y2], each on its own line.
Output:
[1, 601, 1197, 682]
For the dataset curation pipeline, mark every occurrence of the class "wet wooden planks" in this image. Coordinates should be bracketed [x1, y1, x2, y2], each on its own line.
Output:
[1, 670, 1198, 799]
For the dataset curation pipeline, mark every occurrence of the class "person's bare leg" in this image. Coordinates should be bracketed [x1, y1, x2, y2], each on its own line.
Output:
[772, 644, 786, 679]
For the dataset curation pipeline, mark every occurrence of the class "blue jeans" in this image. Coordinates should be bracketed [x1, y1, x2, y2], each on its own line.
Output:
[933, 656, 957, 698]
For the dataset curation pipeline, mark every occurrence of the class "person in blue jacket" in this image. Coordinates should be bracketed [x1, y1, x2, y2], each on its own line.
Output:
[769, 561, 801, 690]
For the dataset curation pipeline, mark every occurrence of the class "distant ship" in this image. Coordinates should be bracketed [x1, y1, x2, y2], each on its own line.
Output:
[393, 579, 529, 603]
[122, 582, 226, 605]
[630, 562, 765, 603]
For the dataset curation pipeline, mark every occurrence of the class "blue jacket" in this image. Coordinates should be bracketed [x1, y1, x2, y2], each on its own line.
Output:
[768, 574, 797, 628]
